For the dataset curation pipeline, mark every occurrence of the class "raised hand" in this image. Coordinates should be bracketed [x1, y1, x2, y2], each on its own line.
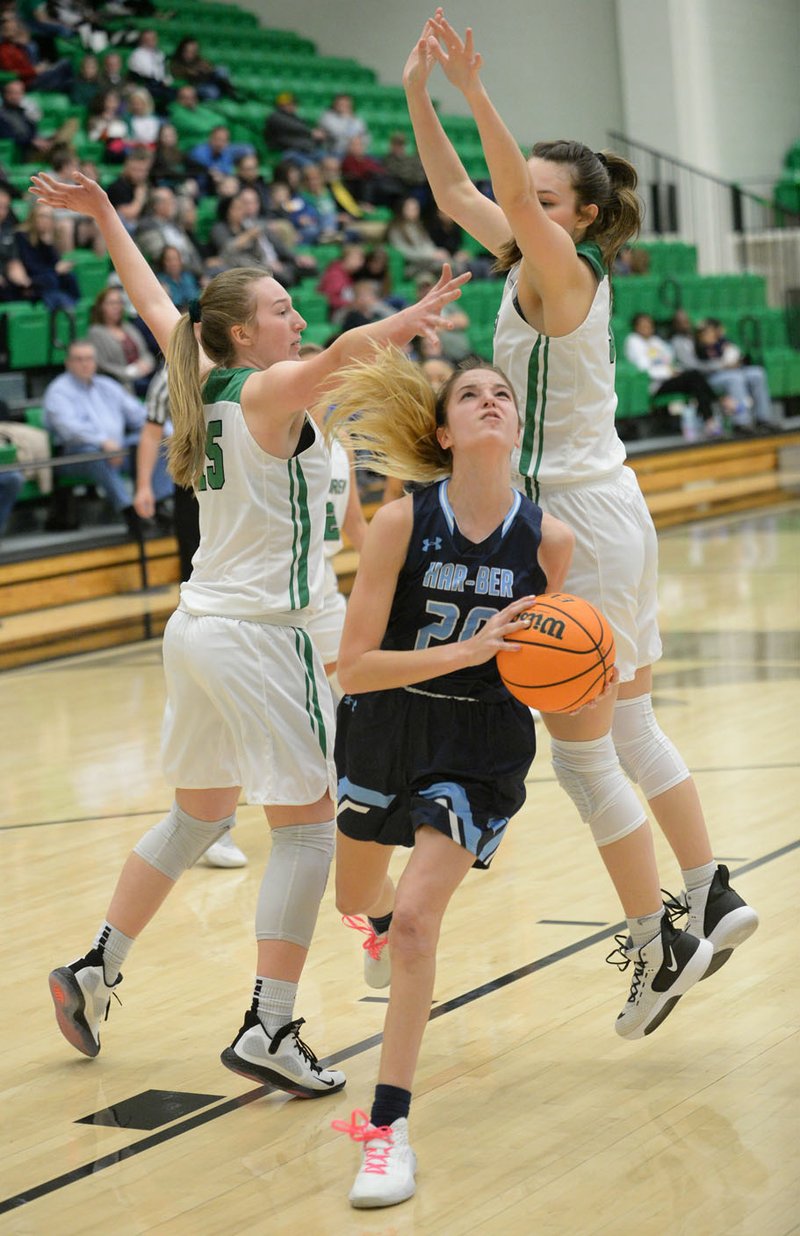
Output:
[397, 262, 471, 346]
[29, 170, 111, 220]
[402, 18, 439, 92]
[428, 10, 484, 96]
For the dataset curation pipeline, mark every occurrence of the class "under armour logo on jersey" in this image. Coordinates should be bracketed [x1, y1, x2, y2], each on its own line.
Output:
[422, 537, 442, 552]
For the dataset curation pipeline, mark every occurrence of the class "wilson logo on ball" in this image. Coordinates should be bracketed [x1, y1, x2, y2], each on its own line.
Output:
[518, 612, 566, 640]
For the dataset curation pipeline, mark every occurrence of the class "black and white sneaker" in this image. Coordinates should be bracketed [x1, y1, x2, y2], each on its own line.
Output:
[665, 865, 759, 979]
[48, 947, 122, 1058]
[607, 914, 713, 1040]
[220, 1009, 346, 1098]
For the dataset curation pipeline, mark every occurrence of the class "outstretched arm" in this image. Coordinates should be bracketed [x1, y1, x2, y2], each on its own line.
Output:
[403, 17, 510, 256]
[428, 13, 585, 297]
[30, 172, 181, 356]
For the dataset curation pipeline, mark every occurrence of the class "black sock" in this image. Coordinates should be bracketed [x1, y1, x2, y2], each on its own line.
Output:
[370, 1083, 411, 1128]
[368, 910, 393, 936]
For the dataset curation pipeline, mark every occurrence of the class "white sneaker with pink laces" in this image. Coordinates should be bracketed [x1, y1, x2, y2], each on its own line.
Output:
[342, 915, 391, 988]
[333, 1109, 416, 1208]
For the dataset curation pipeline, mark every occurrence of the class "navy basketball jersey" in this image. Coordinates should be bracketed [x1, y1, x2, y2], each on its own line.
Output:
[384, 480, 548, 701]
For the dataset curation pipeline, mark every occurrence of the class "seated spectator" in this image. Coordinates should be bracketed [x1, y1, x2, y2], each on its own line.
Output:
[387, 194, 450, 278]
[135, 185, 204, 276]
[126, 87, 160, 149]
[46, 145, 103, 253]
[233, 152, 273, 216]
[209, 187, 311, 286]
[169, 84, 226, 148]
[264, 91, 326, 163]
[317, 242, 365, 319]
[69, 52, 102, 107]
[43, 340, 165, 538]
[0, 15, 73, 92]
[156, 243, 199, 311]
[420, 354, 455, 390]
[338, 278, 392, 333]
[0, 465, 23, 537]
[427, 207, 493, 278]
[106, 149, 153, 232]
[693, 318, 776, 434]
[188, 125, 254, 197]
[168, 36, 235, 101]
[318, 92, 369, 158]
[87, 88, 131, 159]
[299, 161, 353, 244]
[413, 270, 471, 362]
[624, 312, 733, 438]
[149, 122, 192, 191]
[0, 77, 50, 159]
[89, 286, 156, 395]
[613, 245, 651, 276]
[127, 28, 174, 106]
[318, 154, 385, 241]
[382, 131, 429, 201]
[0, 187, 28, 303]
[97, 50, 128, 97]
[14, 201, 79, 312]
[341, 134, 404, 208]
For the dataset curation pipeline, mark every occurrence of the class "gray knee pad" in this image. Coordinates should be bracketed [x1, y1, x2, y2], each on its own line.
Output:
[134, 803, 235, 880]
[612, 695, 689, 799]
[550, 734, 646, 847]
[256, 820, 335, 948]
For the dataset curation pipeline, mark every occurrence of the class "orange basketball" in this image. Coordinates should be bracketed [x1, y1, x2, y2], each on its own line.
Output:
[496, 592, 616, 713]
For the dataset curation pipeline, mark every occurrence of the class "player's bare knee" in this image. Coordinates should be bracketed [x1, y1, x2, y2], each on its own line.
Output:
[389, 904, 438, 961]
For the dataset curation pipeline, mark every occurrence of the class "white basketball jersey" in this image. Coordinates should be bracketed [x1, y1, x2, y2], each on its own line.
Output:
[179, 367, 329, 621]
[494, 243, 626, 500]
[323, 438, 350, 561]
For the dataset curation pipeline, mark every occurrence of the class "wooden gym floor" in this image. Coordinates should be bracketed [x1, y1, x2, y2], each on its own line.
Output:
[1, 502, 798, 1235]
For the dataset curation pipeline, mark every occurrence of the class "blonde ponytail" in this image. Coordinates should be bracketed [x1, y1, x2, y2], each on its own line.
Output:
[319, 346, 452, 484]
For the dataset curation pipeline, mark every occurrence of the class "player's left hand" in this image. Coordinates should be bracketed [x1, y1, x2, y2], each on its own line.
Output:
[567, 665, 619, 715]
[428, 9, 484, 96]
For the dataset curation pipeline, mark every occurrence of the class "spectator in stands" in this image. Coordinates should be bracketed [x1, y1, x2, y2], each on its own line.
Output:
[88, 88, 131, 159]
[299, 160, 354, 244]
[97, 50, 128, 97]
[149, 122, 192, 191]
[338, 278, 392, 333]
[168, 36, 235, 101]
[169, 84, 226, 148]
[106, 148, 153, 232]
[46, 145, 102, 253]
[69, 52, 102, 107]
[43, 338, 156, 539]
[427, 206, 493, 278]
[413, 269, 471, 362]
[692, 317, 776, 435]
[317, 242, 365, 320]
[0, 14, 73, 91]
[264, 90, 327, 163]
[14, 201, 79, 312]
[319, 154, 386, 241]
[188, 125, 254, 197]
[127, 87, 160, 149]
[624, 313, 733, 437]
[89, 285, 156, 395]
[613, 245, 651, 276]
[382, 130, 428, 200]
[387, 194, 450, 278]
[135, 185, 204, 276]
[341, 133, 404, 208]
[0, 185, 28, 302]
[357, 244, 404, 306]
[208, 187, 308, 286]
[127, 28, 173, 106]
[0, 464, 23, 538]
[318, 92, 369, 158]
[0, 77, 49, 159]
[156, 242, 200, 312]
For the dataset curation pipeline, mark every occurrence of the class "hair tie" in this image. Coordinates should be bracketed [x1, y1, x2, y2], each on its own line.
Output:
[595, 151, 609, 170]
[188, 298, 202, 323]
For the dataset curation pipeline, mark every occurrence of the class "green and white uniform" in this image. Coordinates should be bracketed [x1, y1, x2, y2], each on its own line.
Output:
[161, 366, 336, 804]
[494, 244, 662, 681]
[306, 437, 349, 666]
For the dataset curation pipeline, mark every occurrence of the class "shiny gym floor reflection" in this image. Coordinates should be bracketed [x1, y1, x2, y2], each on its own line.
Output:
[1, 503, 798, 1235]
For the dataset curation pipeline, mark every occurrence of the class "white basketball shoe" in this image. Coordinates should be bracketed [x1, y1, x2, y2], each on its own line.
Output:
[220, 1009, 345, 1098]
[333, 1109, 417, 1208]
[49, 948, 122, 1057]
[342, 915, 391, 988]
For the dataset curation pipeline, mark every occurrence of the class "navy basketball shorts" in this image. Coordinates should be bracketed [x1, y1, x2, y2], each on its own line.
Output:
[334, 687, 536, 869]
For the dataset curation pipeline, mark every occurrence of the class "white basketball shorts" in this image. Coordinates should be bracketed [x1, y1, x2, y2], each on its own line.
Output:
[161, 608, 337, 805]
[305, 561, 347, 666]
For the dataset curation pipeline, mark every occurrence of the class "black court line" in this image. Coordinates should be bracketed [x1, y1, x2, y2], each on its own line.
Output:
[2, 838, 797, 1216]
[538, 919, 609, 926]
[3, 762, 799, 833]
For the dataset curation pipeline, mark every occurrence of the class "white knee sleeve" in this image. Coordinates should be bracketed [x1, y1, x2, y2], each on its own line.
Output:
[134, 802, 235, 880]
[612, 695, 689, 799]
[550, 734, 647, 847]
[256, 820, 335, 948]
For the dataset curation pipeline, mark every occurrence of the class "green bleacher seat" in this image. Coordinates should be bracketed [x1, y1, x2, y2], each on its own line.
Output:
[291, 289, 328, 325]
[63, 253, 111, 301]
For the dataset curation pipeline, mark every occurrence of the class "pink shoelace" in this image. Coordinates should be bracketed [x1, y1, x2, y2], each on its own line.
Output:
[341, 914, 389, 962]
[331, 1109, 394, 1174]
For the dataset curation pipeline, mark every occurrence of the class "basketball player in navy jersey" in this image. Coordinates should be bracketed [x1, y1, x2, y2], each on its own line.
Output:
[319, 350, 574, 1208]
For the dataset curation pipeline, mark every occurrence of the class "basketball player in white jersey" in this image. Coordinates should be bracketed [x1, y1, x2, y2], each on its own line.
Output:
[403, 13, 757, 1041]
[31, 167, 469, 1093]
